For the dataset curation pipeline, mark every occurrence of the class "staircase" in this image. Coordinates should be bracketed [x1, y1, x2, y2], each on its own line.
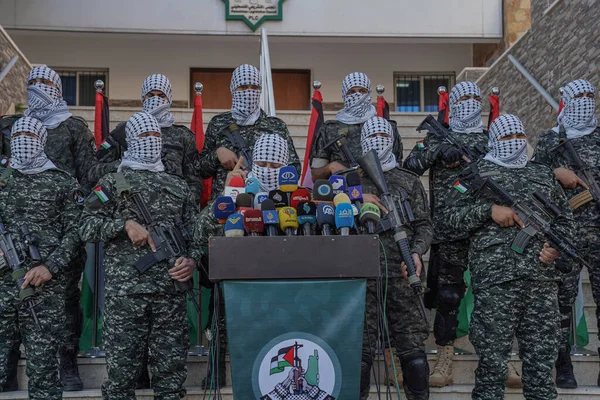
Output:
[3, 108, 593, 399]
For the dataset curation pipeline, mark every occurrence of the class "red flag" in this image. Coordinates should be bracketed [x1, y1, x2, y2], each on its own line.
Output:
[558, 99, 564, 116]
[437, 89, 449, 125]
[487, 93, 500, 130]
[376, 96, 390, 120]
[94, 88, 110, 149]
[300, 89, 324, 189]
[190, 85, 212, 207]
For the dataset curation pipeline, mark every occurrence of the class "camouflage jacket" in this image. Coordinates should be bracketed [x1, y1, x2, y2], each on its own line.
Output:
[195, 110, 301, 200]
[95, 123, 203, 204]
[440, 159, 575, 292]
[310, 119, 403, 169]
[361, 167, 433, 278]
[403, 129, 489, 243]
[1, 115, 107, 192]
[78, 168, 202, 297]
[532, 127, 600, 228]
[0, 168, 83, 281]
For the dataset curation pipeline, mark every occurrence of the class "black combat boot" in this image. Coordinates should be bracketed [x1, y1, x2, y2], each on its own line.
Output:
[2, 343, 20, 391]
[555, 345, 577, 389]
[359, 357, 372, 400]
[60, 346, 83, 391]
[201, 349, 227, 389]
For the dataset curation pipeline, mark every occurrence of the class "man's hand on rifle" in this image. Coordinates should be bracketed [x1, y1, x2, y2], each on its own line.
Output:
[125, 220, 156, 252]
[539, 242, 560, 264]
[401, 253, 423, 279]
[224, 157, 248, 187]
[491, 205, 525, 228]
[217, 147, 239, 170]
[363, 193, 389, 214]
[169, 257, 196, 282]
[554, 167, 589, 190]
[23, 265, 52, 287]
[327, 161, 347, 176]
[441, 147, 462, 168]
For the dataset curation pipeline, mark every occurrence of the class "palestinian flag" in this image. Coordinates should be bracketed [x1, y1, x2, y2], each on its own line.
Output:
[93, 86, 110, 149]
[80, 242, 105, 351]
[93, 186, 109, 203]
[416, 140, 425, 150]
[453, 180, 468, 194]
[438, 88, 449, 125]
[487, 92, 500, 130]
[300, 86, 324, 189]
[270, 345, 295, 375]
[570, 275, 589, 347]
[376, 93, 390, 120]
[456, 268, 475, 338]
[190, 83, 212, 208]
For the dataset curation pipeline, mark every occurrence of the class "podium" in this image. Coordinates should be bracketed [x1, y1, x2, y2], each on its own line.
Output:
[210, 236, 380, 399]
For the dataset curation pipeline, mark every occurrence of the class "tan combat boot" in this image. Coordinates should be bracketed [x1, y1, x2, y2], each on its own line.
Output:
[429, 345, 454, 387]
[506, 362, 523, 388]
[384, 347, 403, 386]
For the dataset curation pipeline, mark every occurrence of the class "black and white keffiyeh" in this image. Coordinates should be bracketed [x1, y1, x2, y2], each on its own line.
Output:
[10, 117, 57, 174]
[119, 112, 164, 172]
[24, 66, 72, 129]
[449, 81, 483, 133]
[336, 72, 376, 125]
[249, 133, 289, 192]
[230, 64, 262, 126]
[484, 114, 528, 169]
[556, 79, 598, 139]
[361, 117, 397, 172]
[141, 74, 175, 128]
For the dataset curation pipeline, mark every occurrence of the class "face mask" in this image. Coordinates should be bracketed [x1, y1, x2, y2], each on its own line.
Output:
[11, 135, 44, 167]
[27, 83, 60, 111]
[563, 97, 596, 127]
[361, 135, 396, 172]
[450, 99, 482, 129]
[142, 96, 174, 128]
[127, 136, 163, 164]
[343, 92, 372, 119]
[251, 164, 281, 192]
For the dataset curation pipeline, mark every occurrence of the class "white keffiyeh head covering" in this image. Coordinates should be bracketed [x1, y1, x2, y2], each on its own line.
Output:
[24, 66, 72, 129]
[230, 64, 262, 126]
[141, 74, 175, 128]
[119, 112, 164, 172]
[449, 81, 484, 134]
[555, 79, 598, 139]
[361, 117, 397, 172]
[335, 72, 376, 125]
[249, 133, 289, 192]
[10, 117, 57, 174]
[484, 114, 528, 169]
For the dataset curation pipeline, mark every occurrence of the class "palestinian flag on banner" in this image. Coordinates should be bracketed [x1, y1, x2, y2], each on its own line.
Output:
[570, 275, 589, 347]
[270, 345, 295, 375]
[456, 268, 474, 338]
[300, 86, 324, 189]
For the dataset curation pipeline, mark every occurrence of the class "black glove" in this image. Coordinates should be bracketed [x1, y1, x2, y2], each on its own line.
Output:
[441, 146, 462, 165]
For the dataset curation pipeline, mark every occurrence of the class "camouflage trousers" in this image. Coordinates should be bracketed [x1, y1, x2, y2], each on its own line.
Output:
[470, 280, 559, 400]
[63, 249, 85, 350]
[0, 271, 65, 400]
[363, 277, 430, 400]
[102, 293, 189, 400]
[557, 227, 600, 350]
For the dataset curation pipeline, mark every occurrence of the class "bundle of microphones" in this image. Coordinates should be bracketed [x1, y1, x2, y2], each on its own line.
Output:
[213, 167, 383, 237]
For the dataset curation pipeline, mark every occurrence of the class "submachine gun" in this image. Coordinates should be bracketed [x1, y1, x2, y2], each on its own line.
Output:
[457, 163, 590, 273]
[0, 219, 41, 327]
[358, 149, 428, 323]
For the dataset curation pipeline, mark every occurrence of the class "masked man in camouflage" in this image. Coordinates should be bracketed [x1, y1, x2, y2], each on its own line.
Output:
[359, 117, 433, 400]
[442, 115, 575, 400]
[79, 112, 201, 399]
[195, 64, 300, 200]
[0, 117, 83, 399]
[532, 79, 599, 388]
[0, 66, 109, 391]
[403, 81, 494, 387]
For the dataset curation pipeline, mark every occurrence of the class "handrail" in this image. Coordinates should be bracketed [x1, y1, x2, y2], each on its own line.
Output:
[507, 54, 559, 111]
[0, 55, 18, 85]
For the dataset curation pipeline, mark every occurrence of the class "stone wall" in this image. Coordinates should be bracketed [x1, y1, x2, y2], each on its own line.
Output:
[477, 0, 599, 146]
[0, 26, 31, 115]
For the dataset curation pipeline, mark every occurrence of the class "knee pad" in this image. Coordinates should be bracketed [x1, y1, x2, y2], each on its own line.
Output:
[433, 309, 458, 346]
[401, 351, 429, 395]
[437, 285, 462, 312]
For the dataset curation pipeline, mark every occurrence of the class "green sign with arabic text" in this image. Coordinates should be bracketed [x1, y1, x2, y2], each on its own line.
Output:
[224, 0, 286, 31]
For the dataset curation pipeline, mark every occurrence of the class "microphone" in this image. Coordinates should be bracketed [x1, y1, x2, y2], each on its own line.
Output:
[333, 193, 351, 207]
[296, 201, 317, 236]
[278, 207, 299, 236]
[346, 171, 364, 211]
[313, 179, 334, 203]
[242, 209, 264, 236]
[335, 203, 354, 236]
[224, 175, 245, 202]
[213, 196, 235, 223]
[359, 203, 381, 234]
[253, 192, 269, 209]
[261, 199, 280, 237]
[316, 203, 335, 236]
[290, 188, 311, 209]
[278, 166, 299, 194]
[269, 189, 289, 209]
[329, 174, 347, 196]
[235, 193, 254, 215]
[224, 213, 244, 237]
[245, 176, 260, 201]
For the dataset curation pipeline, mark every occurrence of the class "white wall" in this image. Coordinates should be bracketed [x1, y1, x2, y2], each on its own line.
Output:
[0, 0, 502, 39]
[8, 30, 473, 105]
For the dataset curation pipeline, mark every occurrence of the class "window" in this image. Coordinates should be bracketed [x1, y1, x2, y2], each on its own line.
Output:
[394, 73, 455, 112]
[53, 69, 108, 106]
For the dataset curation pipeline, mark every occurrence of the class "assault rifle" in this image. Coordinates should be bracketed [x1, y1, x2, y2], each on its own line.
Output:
[0, 220, 41, 327]
[226, 124, 253, 171]
[324, 134, 359, 168]
[126, 191, 201, 313]
[552, 137, 600, 211]
[458, 163, 589, 272]
[358, 149, 428, 323]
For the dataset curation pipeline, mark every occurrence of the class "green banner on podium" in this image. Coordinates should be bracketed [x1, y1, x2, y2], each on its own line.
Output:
[223, 279, 366, 399]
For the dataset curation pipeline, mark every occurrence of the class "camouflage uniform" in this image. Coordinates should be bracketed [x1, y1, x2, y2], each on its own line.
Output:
[79, 168, 202, 399]
[195, 111, 300, 200]
[0, 168, 82, 400]
[403, 129, 488, 346]
[442, 159, 575, 400]
[360, 167, 433, 400]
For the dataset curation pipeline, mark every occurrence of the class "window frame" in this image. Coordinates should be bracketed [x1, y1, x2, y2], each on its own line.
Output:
[52, 67, 109, 106]
[393, 72, 456, 113]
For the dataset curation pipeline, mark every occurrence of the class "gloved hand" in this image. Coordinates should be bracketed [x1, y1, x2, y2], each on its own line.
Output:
[441, 146, 462, 167]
